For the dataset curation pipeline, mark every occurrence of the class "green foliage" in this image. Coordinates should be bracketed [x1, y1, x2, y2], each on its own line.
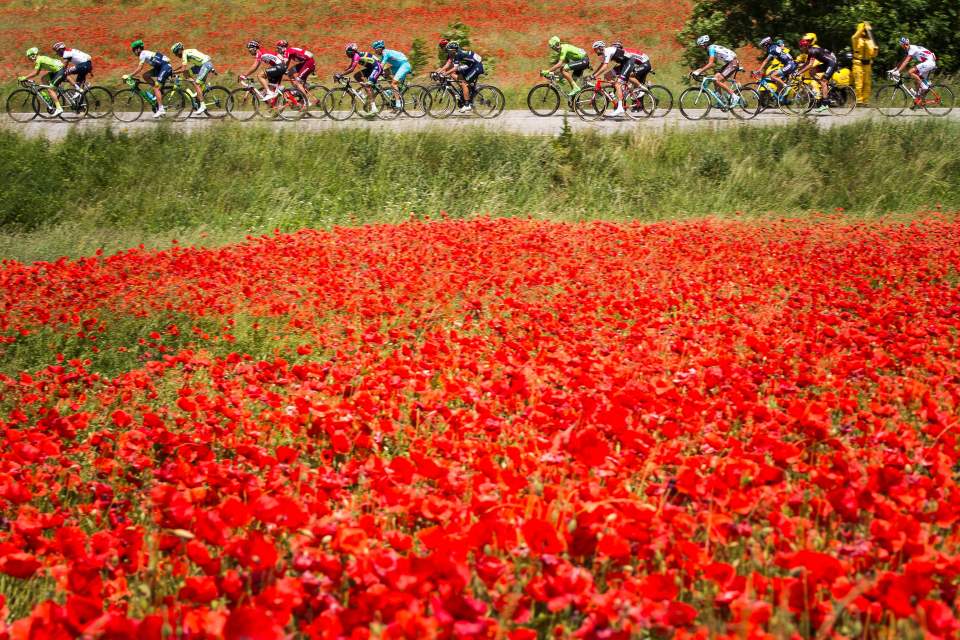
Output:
[2, 120, 960, 262]
[408, 37, 428, 75]
[679, 0, 959, 71]
[440, 19, 472, 63]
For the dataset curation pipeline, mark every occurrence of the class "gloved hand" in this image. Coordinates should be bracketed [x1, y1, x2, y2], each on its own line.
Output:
[17, 76, 26, 82]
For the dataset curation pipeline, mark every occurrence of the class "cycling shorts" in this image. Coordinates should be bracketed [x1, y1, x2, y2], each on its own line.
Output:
[632, 60, 652, 84]
[915, 59, 936, 80]
[719, 59, 739, 79]
[266, 65, 285, 84]
[147, 63, 173, 85]
[49, 68, 68, 86]
[565, 57, 590, 77]
[458, 62, 484, 84]
[191, 61, 214, 83]
[615, 58, 636, 81]
[820, 60, 838, 80]
[66, 61, 93, 85]
[361, 63, 382, 84]
[392, 62, 412, 83]
[773, 61, 797, 78]
[290, 58, 315, 81]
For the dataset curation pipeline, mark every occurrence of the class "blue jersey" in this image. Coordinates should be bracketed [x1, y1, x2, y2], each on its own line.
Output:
[380, 49, 409, 73]
[767, 44, 793, 65]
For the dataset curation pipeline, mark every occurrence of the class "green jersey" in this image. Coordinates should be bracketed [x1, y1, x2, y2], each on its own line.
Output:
[35, 55, 64, 73]
[557, 43, 587, 63]
[182, 48, 210, 67]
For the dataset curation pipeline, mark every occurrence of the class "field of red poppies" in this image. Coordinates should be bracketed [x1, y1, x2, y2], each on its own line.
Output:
[1, 214, 959, 638]
[0, 0, 690, 86]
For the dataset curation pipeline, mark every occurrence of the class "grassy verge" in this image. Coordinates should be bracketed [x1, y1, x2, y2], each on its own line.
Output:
[1, 118, 959, 262]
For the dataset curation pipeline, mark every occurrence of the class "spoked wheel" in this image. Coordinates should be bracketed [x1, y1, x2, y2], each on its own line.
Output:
[35, 92, 61, 120]
[731, 87, 761, 120]
[827, 85, 857, 116]
[275, 88, 308, 121]
[473, 85, 505, 119]
[744, 83, 774, 113]
[923, 84, 955, 117]
[82, 86, 113, 119]
[624, 88, 653, 120]
[645, 85, 673, 117]
[426, 86, 457, 118]
[527, 84, 561, 116]
[161, 88, 189, 121]
[782, 84, 815, 116]
[874, 84, 910, 117]
[375, 88, 403, 120]
[228, 88, 260, 121]
[402, 85, 430, 118]
[571, 88, 605, 121]
[5, 89, 39, 123]
[57, 87, 87, 122]
[201, 85, 231, 119]
[304, 85, 329, 119]
[678, 87, 712, 120]
[111, 89, 146, 122]
[322, 88, 357, 121]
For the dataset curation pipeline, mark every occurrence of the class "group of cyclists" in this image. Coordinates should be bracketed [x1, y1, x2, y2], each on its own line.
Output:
[14, 30, 940, 119]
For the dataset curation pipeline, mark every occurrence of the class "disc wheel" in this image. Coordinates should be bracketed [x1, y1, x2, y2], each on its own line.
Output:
[527, 84, 561, 116]
[402, 85, 430, 118]
[426, 86, 457, 118]
[5, 89, 39, 123]
[573, 88, 607, 121]
[731, 87, 761, 120]
[827, 85, 857, 116]
[228, 88, 259, 121]
[473, 85, 505, 119]
[374, 88, 403, 120]
[111, 89, 146, 122]
[874, 84, 909, 117]
[678, 87, 712, 120]
[82, 86, 113, 119]
[322, 87, 357, 121]
[201, 85, 231, 119]
[923, 84, 955, 117]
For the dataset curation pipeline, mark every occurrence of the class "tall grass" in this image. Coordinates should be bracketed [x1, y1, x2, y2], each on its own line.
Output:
[1, 119, 958, 262]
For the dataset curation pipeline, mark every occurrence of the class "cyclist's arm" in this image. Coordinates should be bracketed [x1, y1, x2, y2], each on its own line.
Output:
[130, 61, 146, 78]
[593, 62, 610, 78]
[435, 58, 455, 75]
[894, 55, 910, 73]
[693, 55, 714, 76]
[241, 60, 260, 78]
[756, 56, 772, 75]
[547, 58, 565, 73]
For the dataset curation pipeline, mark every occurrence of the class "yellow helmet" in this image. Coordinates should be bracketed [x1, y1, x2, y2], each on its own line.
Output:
[802, 32, 817, 46]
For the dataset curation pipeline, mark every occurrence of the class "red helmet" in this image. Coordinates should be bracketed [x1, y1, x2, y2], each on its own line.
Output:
[275, 39, 288, 50]
[438, 38, 449, 49]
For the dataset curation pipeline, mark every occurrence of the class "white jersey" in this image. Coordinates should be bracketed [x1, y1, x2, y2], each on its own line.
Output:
[906, 45, 935, 63]
[62, 48, 91, 64]
[139, 50, 170, 66]
[708, 44, 737, 62]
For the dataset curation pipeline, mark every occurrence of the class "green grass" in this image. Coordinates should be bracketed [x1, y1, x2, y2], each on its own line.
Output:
[1, 119, 959, 262]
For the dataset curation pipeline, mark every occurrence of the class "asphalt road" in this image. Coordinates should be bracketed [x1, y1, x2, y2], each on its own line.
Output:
[2, 108, 954, 140]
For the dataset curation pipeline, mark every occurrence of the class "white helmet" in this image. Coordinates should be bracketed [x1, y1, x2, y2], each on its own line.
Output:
[697, 35, 710, 47]
[592, 40, 605, 50]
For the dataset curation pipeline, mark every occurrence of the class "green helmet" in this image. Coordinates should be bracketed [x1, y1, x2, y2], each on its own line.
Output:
[130, 39, 144, 51]
[548, 36, 560, 49]
[171, 42, 183, 54]
[26, 46, 39, 58]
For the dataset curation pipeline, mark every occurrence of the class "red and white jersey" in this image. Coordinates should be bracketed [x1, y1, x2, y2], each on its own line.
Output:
[256, 50, 283, 66]
[624, 48, 650, 63]
[284, 46, 314, 62]
[906, 45, 935, 63]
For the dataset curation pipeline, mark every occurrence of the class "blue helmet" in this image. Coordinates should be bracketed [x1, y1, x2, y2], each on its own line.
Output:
[372, 40, 385, 50]
[899, 37, 910, 47]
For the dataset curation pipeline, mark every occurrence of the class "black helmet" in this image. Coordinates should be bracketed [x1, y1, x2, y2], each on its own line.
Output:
[246, 40, 260, 50]
[446, 41, 461, 52]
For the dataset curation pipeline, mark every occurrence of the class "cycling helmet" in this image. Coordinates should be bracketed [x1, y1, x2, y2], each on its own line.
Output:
[130, 39, 144, 51]
[52, 42, 66, 53]
[548, 36, 560, 49]
[438, 38, 449, 49]
[446, 41, 460, 52]
[345, 42, 358, 55]
[171, 42, 183, 54]
[802, 32, 817, 45]
[276, 39, 288, 50]
[899, 37, 910, 47]
[372, 40, 385, 50]
[776, 38, 785, 47]
[592, 40, 605, 50]
[696, 35, 710, 47]
[26, 47, 39, 58]
[759, 37, 772, 49]
[246, 40, 260, 50]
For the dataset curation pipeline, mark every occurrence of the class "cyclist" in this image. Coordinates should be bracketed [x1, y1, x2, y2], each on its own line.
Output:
[128, 39, 173, 118]
[52, 42, 94, 88]
[754, 36, 796, 93]
[276, 40, 319, 106]
[240, 41, 285, 102]
[543, 36, 590, 97]
[891, 37, 937, 104]
[796, 38, 838, 112]
[590, 40, 641, 117]
[18, 47, 64, 117]
[691, 35, 740, 106]
[372, 40, 412, 108]
[170, 42, 214, 115]
[337, 43, 382, 114]
[437, 42, 484, 113]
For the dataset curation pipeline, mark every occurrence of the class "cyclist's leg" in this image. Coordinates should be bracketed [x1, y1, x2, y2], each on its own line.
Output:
[154, 64, 173, 102]
[193, 63, 212, 100]
[716, 60, 737, 96]
[915, 61, 935, 96]
[47, 70, 66, 107]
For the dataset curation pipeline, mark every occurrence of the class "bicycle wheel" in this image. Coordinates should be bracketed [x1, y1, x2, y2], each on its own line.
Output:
[777, 84, 813, 116]
[426, 86, 458, 118]
[473, 85, 505, 119]
[228, 88, 259, 121]
[744, 84, 772, 113]
[646, 85, 673, 118]
[624, 87, 652, 120]
[201, 85, 231, 119]
[874, 84, 909, 117]
[111, 89, 146, 122]
[274, 88, 307, 121]
[402, 84, 430, 118]
[161, 89, 188, 120]
[5, 89, 39, 123]
[34, 91, 61, 120]
[678, 87, 712, 120]
[731, 87, 761, 120]
[374, 88, 403, 120]
[57, 87, 87, 122]
[82, 86, 113, 119]
[322, 87, 356, 120]
[304, 84, 329, 118]
[923, 84, 955, 117]
[527, 84, 560, 117]
[573, 88, 607, 121]
[827, 85, 857, 116]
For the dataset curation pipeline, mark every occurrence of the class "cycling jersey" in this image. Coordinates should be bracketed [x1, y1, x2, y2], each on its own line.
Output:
[350, 51, 379, 69]
[181, 48, 210, 67]
[805, 46, 836, 65]
[380, 49, 408, 71]
[256, 50, 284, 66]
[624, 48, 650, 63]
[61, 48, 91, 64]
[708, 44, 736, 63]
[767, 44, 793, 65]
[34, 55, 64, 73]
[139, 50, 171, 69]
[906, 45, 935, 63]
[600, 46, 627, 64]
[286, 47, 315, 82]
[556, 43, 586, 63]
[453, 50, 484, 84]
[284, 46, 314, 63]
[453, 50, 482, 65]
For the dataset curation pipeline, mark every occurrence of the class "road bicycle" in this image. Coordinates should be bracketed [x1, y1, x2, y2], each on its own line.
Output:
[302, 81, 331, 118]
[744, 74, 815, 116]
[112, 76, 189, 122]
[5, 77, 112, 123]
[678, 71, 761, 120]
[396, 76, 431, 119]
[172, 72, 231, 119]
[573, 75, 673, 121]
[322, 75, 400, 121]
[228, 76, 307, 121]
[527, 71, 586, 117]
[875, 71, 955, 117]
[426, 73, 505, 119]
